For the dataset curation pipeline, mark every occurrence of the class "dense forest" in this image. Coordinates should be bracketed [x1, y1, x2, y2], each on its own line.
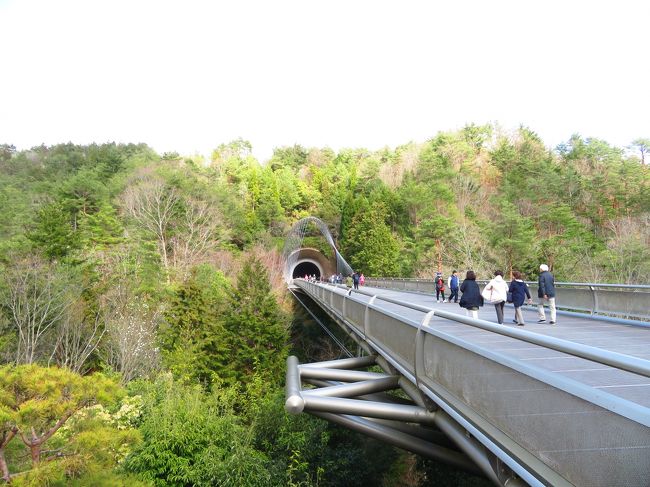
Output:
[0, 125, 648, 485]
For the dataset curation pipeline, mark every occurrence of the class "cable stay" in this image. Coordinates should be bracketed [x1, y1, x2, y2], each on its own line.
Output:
[289, 288, 353, 358]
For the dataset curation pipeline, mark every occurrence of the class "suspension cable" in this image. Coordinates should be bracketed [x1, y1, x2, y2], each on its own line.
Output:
[290, 289, 353, 358]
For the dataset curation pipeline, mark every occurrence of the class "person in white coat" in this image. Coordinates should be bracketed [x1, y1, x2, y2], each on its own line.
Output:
[483, 270, 509, 324]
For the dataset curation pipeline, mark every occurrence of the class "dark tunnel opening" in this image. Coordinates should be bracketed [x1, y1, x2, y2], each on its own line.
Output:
[293, 261, 321, 279]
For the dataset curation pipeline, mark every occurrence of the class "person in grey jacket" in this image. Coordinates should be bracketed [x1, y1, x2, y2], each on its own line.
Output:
[537, 264, 557, 324]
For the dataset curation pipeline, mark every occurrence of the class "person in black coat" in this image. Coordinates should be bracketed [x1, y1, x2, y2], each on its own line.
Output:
[509, 270, 532, 326]
[352, 271, 361, 290]
[537, 264, 557, 324]
[459, 270, 483, 319]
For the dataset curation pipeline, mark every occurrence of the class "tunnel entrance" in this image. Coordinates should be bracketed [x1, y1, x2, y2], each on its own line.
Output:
[285, 248, 334, 282]
[293, 261, 321, 279]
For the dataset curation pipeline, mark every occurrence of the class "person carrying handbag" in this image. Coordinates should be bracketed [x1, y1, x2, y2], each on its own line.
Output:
[482, 270, 509, 324]
[508, 270, 532, 326]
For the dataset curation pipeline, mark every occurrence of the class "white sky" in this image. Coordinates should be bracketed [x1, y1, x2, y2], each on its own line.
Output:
[1, 0, 648, 161]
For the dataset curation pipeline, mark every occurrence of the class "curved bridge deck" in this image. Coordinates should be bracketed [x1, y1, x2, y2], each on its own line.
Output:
[359, 286, 650, 405]
[292, 280, 650, 487]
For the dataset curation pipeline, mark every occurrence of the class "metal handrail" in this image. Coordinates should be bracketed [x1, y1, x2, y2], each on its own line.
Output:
[298, 279, 650, 379]
[362, 277, 650, 321]
[367, 276, 650, 289]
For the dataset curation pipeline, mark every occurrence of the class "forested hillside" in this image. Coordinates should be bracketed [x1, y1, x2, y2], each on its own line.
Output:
[0, 125, 648, 485]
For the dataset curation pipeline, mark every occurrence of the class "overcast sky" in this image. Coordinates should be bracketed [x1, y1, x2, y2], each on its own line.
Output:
[1, 0, 648, 161]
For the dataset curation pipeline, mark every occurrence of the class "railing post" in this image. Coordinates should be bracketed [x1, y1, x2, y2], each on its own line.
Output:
[590, 285, 597, 316]
[413, 309, 436, 410]
[364, 295, 377, 340]
[415, 310, 436, 392]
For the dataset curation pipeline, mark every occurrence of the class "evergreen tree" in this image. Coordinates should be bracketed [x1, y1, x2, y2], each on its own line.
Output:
[488, 199, 536, 277]
[160, 269, 230, 385]
[122, 380, 272, 487]
[630, 137, 650, 165]
[268, 144, 308, 171]
[58, 168, 108, 227]
[342, 203, 401, 277]
[536, 204, 598, 279]
[28, 201, 80, 260]
[78, 203, 125, 250]
[222, 256, 288, 386]
[0, 364, 121, 482]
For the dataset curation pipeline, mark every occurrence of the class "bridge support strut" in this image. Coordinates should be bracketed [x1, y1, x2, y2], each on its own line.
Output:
[285, 355, 513, 484]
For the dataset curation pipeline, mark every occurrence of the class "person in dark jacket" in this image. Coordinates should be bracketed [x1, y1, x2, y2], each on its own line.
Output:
[448, 270, 460, 303]
[352, 271, 361, 290]
[435, 273, 446, 303]
[537, 264, 557, 324]
[459, 270, 483, 319]
[509, 270, 532, 326]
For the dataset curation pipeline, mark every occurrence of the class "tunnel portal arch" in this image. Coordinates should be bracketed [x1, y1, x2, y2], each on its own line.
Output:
[286, 248, 333, 280]
[282, 217, 352, 283]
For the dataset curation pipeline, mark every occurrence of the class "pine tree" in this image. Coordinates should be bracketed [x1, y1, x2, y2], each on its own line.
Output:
[0, 364, 121, 481]
[160, 271, 229, 385]
[79, 203, 124, 250]
[222, 256, 289, 386]
[489, 199, 536, 277]
[28, 201, 80, 260]
[343, 202, 401, 276]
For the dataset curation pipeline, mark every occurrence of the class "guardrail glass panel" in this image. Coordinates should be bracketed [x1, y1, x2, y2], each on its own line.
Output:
[552, 288, 594, 312]
[331, 292, 345, 314]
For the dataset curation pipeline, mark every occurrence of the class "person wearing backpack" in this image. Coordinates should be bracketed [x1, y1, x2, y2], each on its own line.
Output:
[447, 270, 460, 303]
[435, 273, 446, 303]
[352, 271, 361, 290]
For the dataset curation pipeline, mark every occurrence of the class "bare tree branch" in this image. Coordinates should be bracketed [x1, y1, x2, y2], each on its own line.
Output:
[122, 172, 180, 275]
[48, 308, 105, 374]
[170, 197, 226, 279]
[102, 292, 160, 384]
[1, 257, 79, 365]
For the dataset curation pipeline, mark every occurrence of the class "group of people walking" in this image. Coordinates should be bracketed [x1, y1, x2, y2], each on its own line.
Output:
[345, 271, 365, 294]
[437, 265, 556, 326]
[434, 271, 460, 303]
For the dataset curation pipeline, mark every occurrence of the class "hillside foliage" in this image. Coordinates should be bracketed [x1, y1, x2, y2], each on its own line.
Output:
[0, 126, 647, 485]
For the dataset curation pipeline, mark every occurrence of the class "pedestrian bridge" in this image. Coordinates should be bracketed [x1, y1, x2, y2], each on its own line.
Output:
[287, 280, 650, 487]
[282, 218, 650, 487]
